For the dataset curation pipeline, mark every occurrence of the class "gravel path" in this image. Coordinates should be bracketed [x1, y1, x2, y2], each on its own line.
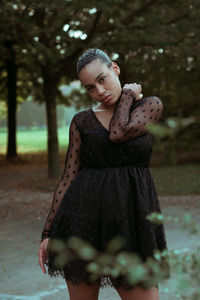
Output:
[0, 164, 199, 300]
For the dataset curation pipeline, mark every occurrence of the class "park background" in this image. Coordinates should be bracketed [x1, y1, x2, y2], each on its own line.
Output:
[0, 1, 200, 299]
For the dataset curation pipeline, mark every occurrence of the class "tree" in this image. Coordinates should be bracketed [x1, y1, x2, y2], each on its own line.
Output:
[4, 41, 18, 159]
[0, 2, 33, 159]
[1, 0, 199, 175]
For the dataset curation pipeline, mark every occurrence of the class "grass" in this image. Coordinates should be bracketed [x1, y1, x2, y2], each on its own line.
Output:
[150, 164, 200, 195]
[0, 127, 69, 153]
[0, 128, 200, 195]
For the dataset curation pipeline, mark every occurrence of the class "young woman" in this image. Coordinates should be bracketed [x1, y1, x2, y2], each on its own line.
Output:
[38, 48, 169, 300]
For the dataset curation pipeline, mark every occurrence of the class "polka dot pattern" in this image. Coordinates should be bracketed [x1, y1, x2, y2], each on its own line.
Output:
[41, 116, 82, 242]
[39, 90, 170, 289]
[41, 89, 164, 242]
[109, 89, 163, 143]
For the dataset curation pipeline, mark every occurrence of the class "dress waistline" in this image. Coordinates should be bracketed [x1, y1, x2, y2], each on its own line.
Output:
[81, 164, 149, 169]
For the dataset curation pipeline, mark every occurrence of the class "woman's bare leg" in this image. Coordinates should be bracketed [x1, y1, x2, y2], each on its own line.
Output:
[115, 285, 159, 300]
[65, 280, 100, 300]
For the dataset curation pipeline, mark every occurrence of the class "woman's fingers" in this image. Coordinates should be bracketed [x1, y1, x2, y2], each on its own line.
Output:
[38, 238, 49, 274]
[123, 83, 142, 98]
[38, 247, 46, 274]
[138, 84, 142, 93]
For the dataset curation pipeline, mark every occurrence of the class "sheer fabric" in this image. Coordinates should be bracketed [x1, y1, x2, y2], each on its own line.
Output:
[40, 116, 82, 242]
[41, 89, 164, 242]
[109, 88, 163, 143]
[40, 88, 170, 290]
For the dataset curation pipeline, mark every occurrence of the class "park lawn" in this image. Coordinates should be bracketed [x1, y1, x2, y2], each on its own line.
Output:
[150, 164, 200, 195]
[0, 127, 69, 153]
[0, 128, 199, 195]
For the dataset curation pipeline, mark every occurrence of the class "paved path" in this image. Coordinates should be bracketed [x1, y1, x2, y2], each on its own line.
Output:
[0, 191, 200, 300]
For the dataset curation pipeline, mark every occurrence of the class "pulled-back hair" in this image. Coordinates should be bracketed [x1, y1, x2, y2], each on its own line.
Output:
[77, 48, 112, 74]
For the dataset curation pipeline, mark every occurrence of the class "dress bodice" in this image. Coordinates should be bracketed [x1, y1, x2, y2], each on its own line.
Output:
[76, 108, 153, 168]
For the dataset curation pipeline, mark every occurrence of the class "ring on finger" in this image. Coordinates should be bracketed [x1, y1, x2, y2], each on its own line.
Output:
[138, 93, 143, 99]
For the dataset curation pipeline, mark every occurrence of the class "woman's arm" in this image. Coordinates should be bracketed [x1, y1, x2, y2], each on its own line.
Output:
[109, 88, 163, 143]
[40, 115, 82, 242]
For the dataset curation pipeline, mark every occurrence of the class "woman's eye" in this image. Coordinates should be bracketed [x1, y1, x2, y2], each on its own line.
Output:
[99, 76, 106, 83]
[87, 86, 94, 92]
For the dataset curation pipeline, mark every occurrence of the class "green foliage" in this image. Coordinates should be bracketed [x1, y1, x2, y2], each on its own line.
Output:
[48, 235, 170, 288]
[1, 0, 200, 168]
[0, 102, 7, 119]
[146, 114, 199, 164]
[68, 237, 98, 260]
[1, 0, 200, 105]
[147, 212, 199, 235]
[47, 212, 200, 299]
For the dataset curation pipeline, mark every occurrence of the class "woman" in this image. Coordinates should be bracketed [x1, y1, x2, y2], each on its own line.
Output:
[38, 48, 169, 300]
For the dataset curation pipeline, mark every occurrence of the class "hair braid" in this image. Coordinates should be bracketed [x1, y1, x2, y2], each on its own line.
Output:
[77, 48, 112, 74]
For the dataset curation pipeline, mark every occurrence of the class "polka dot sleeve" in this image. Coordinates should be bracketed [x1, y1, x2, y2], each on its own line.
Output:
[109, 88, 164, 143]
[40, 115, 82, 242]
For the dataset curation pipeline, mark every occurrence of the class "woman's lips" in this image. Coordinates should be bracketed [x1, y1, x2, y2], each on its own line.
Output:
[102, 95, 112, 103]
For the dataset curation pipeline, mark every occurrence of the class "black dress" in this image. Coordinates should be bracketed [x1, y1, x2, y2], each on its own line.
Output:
[40, 89, 170, 290]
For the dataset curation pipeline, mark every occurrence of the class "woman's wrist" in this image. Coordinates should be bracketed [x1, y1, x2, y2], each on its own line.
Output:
[40, 237, 49, 243]
[122, 88, 137, 101]
[41, 230, 50, 242]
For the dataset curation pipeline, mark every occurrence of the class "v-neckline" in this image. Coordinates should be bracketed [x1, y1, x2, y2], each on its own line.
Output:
[90, 108, 111, 132]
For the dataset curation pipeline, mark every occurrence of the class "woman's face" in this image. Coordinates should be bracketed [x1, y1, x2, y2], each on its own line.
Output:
[78, 59, 122, 107]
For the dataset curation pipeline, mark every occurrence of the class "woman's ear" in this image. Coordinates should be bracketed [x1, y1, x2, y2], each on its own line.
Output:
[112, 62, 120, 76]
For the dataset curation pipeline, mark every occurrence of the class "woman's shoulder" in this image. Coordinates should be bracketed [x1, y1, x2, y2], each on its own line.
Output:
[71, 108, 92, 127]
[73, 108, 91, 120]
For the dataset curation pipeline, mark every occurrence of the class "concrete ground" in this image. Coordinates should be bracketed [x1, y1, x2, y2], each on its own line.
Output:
[0, 180, 199, 299]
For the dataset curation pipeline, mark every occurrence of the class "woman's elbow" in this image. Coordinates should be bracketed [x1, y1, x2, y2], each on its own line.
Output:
[152, 96, 164, 111]
[109, 131, 123, 143]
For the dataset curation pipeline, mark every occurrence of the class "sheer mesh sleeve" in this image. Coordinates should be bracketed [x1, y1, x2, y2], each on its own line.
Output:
[109, 88, 164, 143]
[40, 115, 82, 243]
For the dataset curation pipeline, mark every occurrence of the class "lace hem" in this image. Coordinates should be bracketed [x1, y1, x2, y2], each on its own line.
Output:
[46, 247, 162, 291]
[47, 264, 159, 291]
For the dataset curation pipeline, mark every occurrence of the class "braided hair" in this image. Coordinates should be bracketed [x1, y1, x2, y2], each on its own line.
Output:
[77, 48, 112, 74]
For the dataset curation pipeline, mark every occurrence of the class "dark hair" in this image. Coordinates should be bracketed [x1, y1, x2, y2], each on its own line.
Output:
[77, 48, 112, 74]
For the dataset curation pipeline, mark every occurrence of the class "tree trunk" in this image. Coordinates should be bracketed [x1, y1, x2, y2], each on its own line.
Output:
[43, 80, 60, 178]
[5, 42, 17, 159]
[118, 54, 128, 86]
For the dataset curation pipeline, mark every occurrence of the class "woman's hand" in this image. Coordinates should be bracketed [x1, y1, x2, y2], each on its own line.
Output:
[123, 83, 143, 101]
[38, 238, 49, 274]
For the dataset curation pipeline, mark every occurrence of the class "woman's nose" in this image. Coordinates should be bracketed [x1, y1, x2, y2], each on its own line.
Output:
[96, 84, 105, 95]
